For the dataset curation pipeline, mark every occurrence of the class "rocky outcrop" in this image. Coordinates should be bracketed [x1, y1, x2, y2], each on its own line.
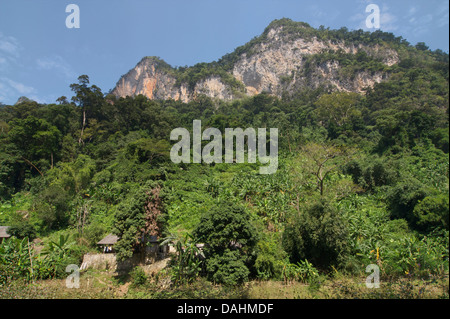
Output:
[112, 58, 182, 101]
[14, 96, 34, 105]
[231, 27, 396, 96]
[111, 57, 239, 102]
[111, 19, 400, 102]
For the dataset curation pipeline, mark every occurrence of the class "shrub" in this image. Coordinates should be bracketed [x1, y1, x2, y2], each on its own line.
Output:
[386, 177, 429, 227]
[205, 249, 250, 286]
[130, 266, 148, 287]
[282, 259, 320, 284]
[413, 194, 449, 232]
[193, 203, 258, 285]
[381, 230, 449, 278]
[345, 157, 397, 190]
[282, 199, 349, 270]
[7, 222, 37, 241]
[254, 233, 287, 280]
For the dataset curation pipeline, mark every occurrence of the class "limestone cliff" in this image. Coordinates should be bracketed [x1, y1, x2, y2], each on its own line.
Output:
[111, 19, 400, 102]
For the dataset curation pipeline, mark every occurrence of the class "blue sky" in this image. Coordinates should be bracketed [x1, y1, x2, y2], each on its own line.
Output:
[0, 0, 449, 105]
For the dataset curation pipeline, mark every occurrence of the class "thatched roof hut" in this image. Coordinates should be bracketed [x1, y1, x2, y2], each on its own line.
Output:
[97, 234, 119, 253]
[97, 234, 119, 245]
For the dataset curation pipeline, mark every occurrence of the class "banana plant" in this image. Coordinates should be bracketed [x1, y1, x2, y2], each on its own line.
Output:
[39, 234, 75, 278]
[0, 237, 34, 283]
[161, 233, 204, 285]
[41, 234, 74, 260]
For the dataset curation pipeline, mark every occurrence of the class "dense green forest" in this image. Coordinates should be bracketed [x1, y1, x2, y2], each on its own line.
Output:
[0, 23, 448, 297]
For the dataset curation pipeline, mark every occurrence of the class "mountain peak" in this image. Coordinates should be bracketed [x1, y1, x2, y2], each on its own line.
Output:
[14, 96, 34, 105]
[112, 19, 403, 102]
[139, 56, 173, 70]
[264, 18, 312, 32]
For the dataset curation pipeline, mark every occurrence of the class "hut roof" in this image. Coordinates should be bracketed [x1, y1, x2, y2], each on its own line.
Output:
[97, 234, 119, 245]
[0, 226, 11, 238]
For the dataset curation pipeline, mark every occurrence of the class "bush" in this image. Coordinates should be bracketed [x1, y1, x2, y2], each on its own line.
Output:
[282, 259, 320, 284]
[33, 184, 72, 232]
[386, 178, 429, 227]
[82, 222, 108, 247]
[7, 222, 37, 241]
[345, 157, 397, 190]
[413, 194, 449, 232]
[381, 230, 449, 278]
[193, 203, 258, 285]
[254, 233, 287, 280]
[130, 266, 148, 287]
[282, 199, 349, 270]
[205, 249, 250, 286]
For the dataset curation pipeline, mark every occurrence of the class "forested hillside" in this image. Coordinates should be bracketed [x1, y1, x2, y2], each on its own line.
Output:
[0, 20, 448, 297]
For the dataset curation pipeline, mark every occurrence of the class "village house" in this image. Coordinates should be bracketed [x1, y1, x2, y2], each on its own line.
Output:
[144, 235, 170, 261]
[97, 234, 119, 253]
[81, 233, 171, 272]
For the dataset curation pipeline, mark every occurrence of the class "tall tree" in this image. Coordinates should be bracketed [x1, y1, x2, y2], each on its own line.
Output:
[8, 116, 61, 173]
[70, 75, 104, 144]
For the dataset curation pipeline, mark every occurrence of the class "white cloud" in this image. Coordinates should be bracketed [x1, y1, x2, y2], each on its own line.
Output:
[349, 12, 365, 23]
[0, 32, 22, 72]
[404, 3, 447, 38]
[380, 12, 398, 31]
[379, 4, 398, 32]
[307, 4, 341, 27]
[0, 82, 7, 103]
[0, 32, 20, 57]
[0, 77, 37, 105]
[4, 78, 36, 95]
[436, 1, 449, 27]
[408, 7, 417, 16]
[36, 55, 76, 78]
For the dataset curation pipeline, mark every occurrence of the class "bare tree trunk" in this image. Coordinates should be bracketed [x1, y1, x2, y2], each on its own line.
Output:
[76, 202, 89, 236]
[78, 201, 89, 237]
[76, 205, 81, 234]
[79, 109, 86, 144]
[82, 203, 88, 236]
[21, 157, 44, 177]
[286, 131, 292, 153]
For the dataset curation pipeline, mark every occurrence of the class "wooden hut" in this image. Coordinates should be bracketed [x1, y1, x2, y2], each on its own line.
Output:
[97, 234, 119, 253]
[143, 235, 169, 262]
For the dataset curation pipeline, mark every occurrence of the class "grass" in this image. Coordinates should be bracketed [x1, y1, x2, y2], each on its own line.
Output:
[247, 281, 312, 299]
[0, 270, 119, 299]
[1, 269, 448, 299]
[247, 275, 449, 299]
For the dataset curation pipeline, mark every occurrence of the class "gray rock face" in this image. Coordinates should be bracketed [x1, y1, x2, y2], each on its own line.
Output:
[111, 21, 399, 102]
